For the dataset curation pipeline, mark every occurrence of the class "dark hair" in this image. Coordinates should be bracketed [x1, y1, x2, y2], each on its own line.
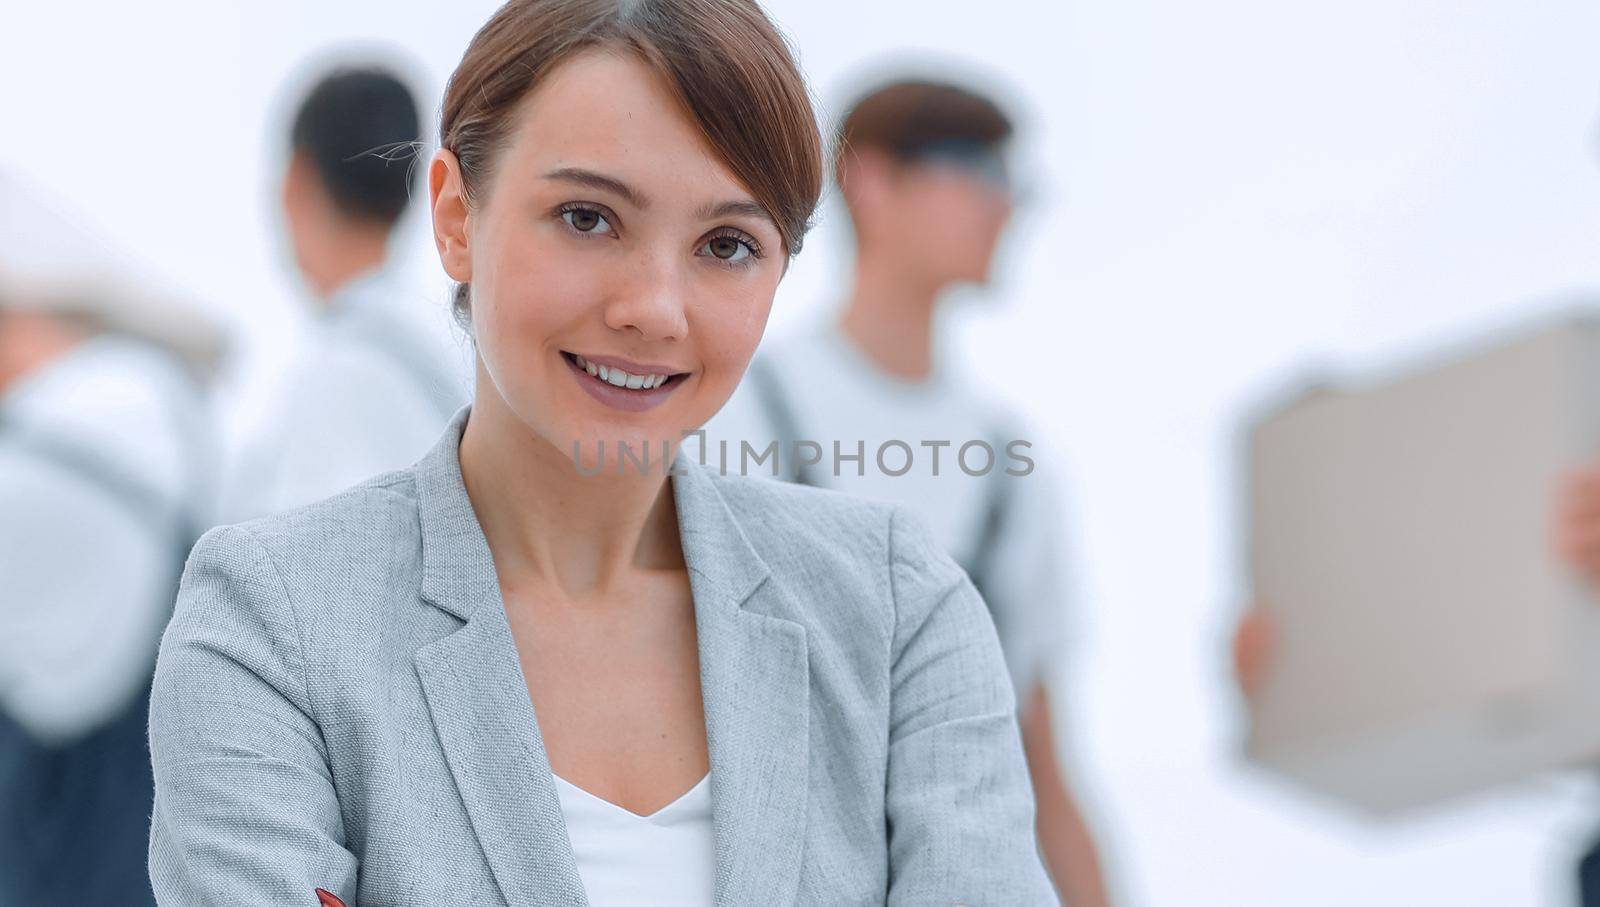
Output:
[833, 79, 1013, 187]
[440, 0, 824, 326]
[290, 66, 422, 227]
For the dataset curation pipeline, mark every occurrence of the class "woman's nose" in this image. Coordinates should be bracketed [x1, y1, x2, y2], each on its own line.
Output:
[602, 251, 690, 342]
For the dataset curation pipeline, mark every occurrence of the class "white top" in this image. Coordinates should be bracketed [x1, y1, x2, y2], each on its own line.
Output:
[699, 323, 1074, 696]
[0, 336, 208, 743]
[552, 772, 715, 906]
[222, 263, 470, 521]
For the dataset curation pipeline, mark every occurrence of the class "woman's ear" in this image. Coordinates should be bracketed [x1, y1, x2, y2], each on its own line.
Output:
[429, 149, 473, 283]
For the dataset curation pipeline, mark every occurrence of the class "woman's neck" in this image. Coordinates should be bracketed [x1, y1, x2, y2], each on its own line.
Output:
[837, 256, 942, 382]
[458, 388, 685, 606]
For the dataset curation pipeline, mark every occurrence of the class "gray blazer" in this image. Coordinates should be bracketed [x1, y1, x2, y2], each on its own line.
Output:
[148, 409, 1057, 905]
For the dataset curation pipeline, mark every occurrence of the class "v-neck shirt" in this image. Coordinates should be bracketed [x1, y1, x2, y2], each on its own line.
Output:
[552, 771, 715, 905]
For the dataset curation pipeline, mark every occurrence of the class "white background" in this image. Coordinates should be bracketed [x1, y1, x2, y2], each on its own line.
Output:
[6, 1, 1600, 903]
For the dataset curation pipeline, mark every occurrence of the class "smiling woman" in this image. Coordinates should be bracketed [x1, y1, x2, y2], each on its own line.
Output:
[431, 11, 820, 474]
[145, 1, 1057, 904]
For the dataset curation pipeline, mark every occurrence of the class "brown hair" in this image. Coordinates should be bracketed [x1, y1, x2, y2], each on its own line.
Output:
[833, 79, 1013, 187]
[439, 0, 823, 325]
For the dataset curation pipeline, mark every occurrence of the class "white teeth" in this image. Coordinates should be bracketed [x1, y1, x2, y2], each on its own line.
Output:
[572, 353, 670, 390]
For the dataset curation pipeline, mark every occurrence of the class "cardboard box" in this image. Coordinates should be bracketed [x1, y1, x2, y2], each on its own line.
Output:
[1244, 313, 1600, 816]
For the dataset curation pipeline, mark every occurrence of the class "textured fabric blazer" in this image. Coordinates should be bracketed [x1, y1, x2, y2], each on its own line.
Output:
[147, 408, 1058, 905]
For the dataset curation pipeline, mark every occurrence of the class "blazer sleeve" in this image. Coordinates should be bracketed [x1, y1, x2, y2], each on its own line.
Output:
[148, 524, 358, 904]
[883, 505, 1059, 906]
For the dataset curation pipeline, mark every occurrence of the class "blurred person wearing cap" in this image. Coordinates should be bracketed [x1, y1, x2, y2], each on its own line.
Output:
[222, 63, 467, 521]
[0, 170, 224, 904]
[701, 77, 1114, 906]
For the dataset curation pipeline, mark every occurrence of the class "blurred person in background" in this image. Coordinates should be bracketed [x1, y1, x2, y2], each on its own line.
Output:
[223, 61, 467, 521]
[702, 77, 1114, 906]
[0, 170, 224, 904]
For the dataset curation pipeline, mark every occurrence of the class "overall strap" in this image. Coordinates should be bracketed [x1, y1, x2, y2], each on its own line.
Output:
[0, 416, 196, 547]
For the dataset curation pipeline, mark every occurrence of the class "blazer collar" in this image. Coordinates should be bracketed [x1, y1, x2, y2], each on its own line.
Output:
[414, 407, 494, 622]
[412, 408, 810, 906]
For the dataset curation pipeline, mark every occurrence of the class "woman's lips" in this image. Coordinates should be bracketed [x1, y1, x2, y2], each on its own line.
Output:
[572, 351, 683, 376]
[561, 351, 687, 413]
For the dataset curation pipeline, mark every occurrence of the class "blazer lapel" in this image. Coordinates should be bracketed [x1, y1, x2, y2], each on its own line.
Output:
[673, 459, 811, 906]
[410, 412, 587, 907]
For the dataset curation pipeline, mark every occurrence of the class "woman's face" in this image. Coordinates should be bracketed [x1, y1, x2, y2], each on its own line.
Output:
[430, 49, 786, 471]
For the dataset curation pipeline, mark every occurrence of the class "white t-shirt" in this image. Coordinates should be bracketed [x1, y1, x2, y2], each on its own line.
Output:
[698, 324, 1072, 697]
[553, 772, 715, 906]
[0, 336, 209, 743]
[222, 264, 470, 521]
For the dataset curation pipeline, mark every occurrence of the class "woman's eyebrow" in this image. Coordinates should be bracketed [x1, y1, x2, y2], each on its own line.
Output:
[697, 199, 776, 230]
[543, 167, 647, 208]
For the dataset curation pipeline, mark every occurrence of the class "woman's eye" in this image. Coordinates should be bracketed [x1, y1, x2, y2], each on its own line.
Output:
[701, 235, 753, 263]
[561, 207, 611, 234]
